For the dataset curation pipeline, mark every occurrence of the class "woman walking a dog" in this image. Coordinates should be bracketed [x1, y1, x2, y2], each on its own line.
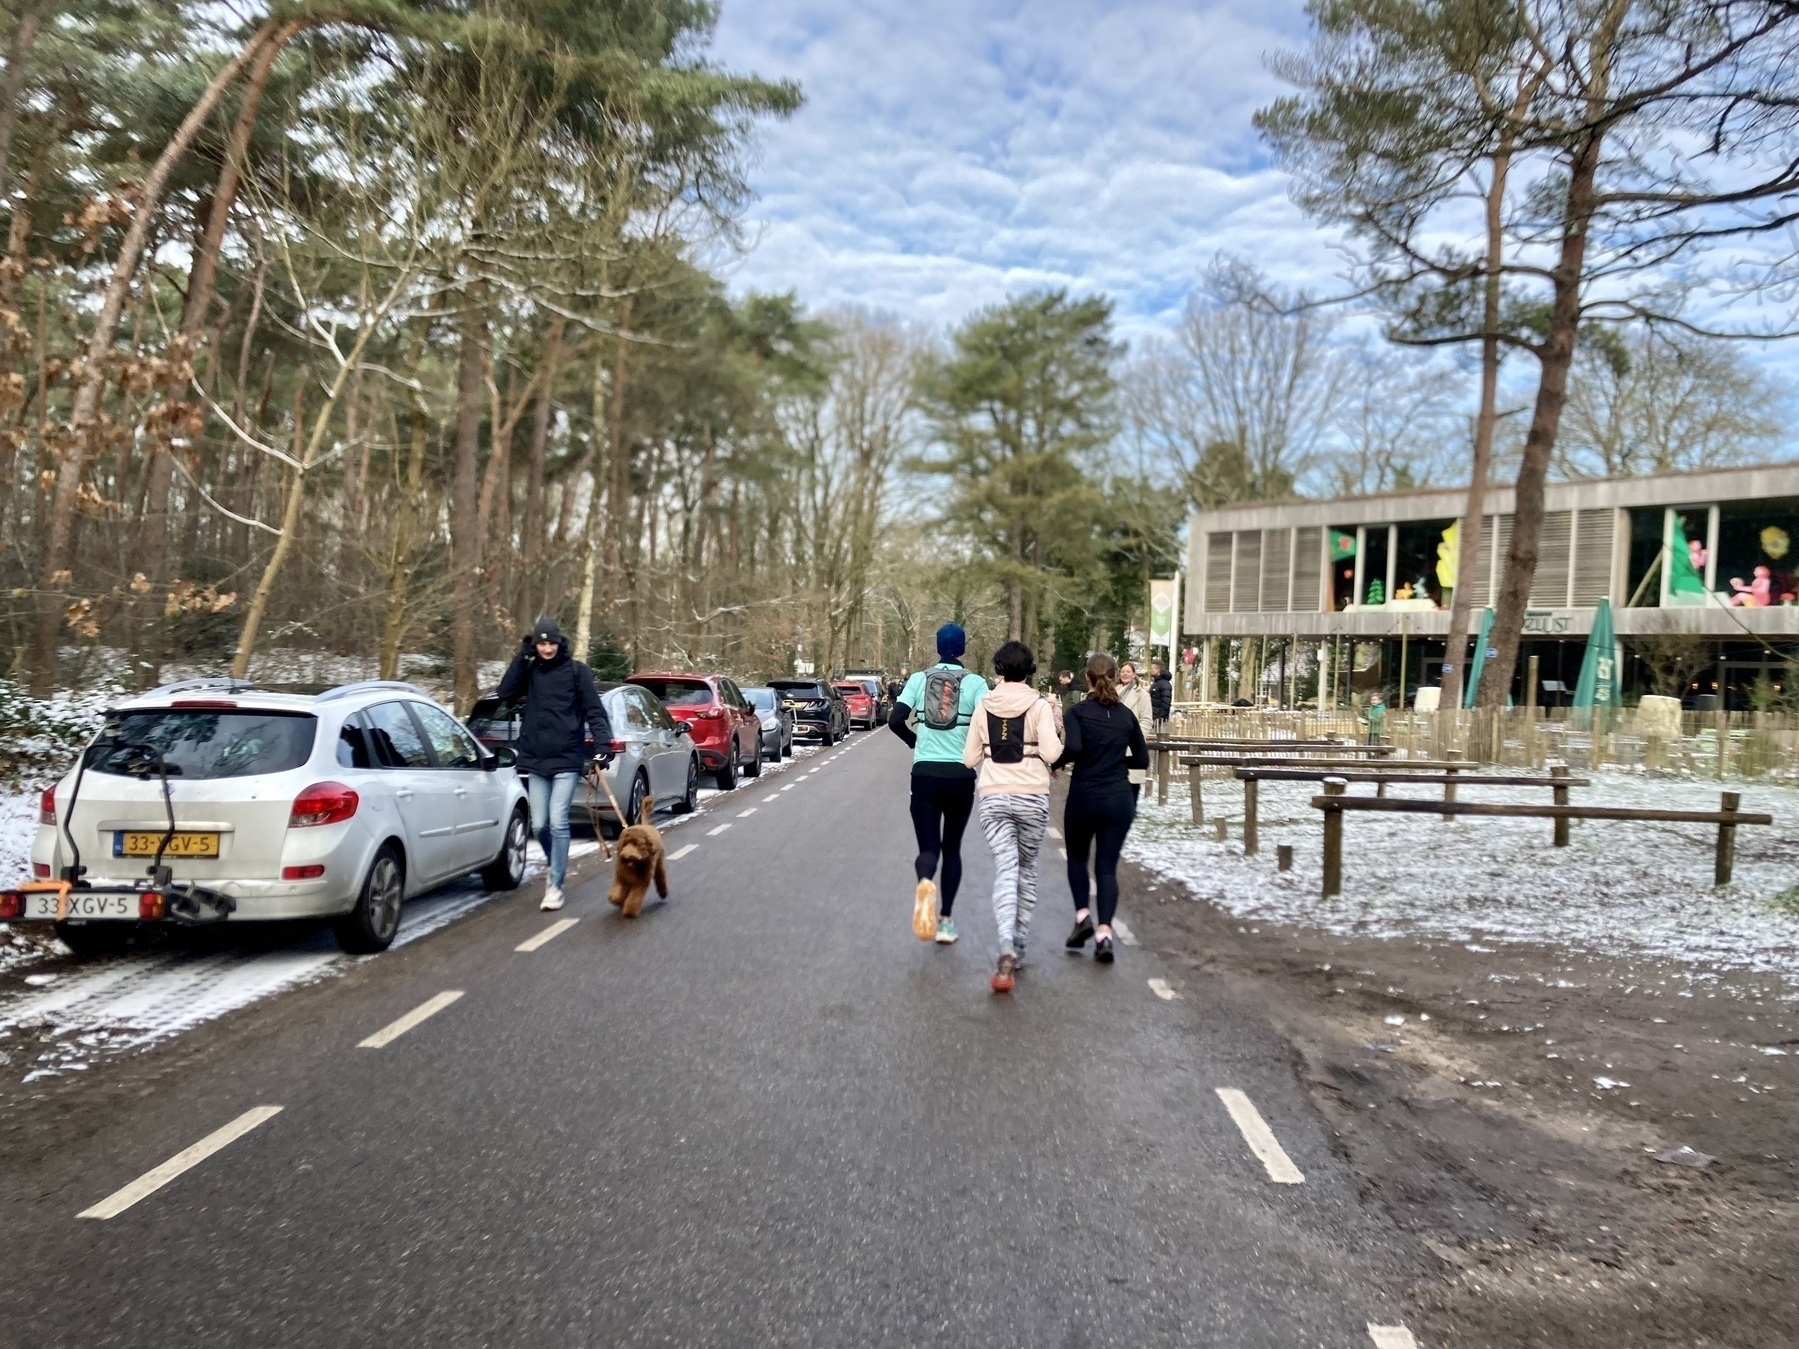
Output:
[962, 641, 1061, 994]
[1058, 652, 1149, 965]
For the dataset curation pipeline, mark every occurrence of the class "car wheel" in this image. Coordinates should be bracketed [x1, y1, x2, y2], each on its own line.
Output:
[53, 922, 133, 960]
[335, 845, 405, 955]
[626, 772, 649, 826]
[781, 735, 793, 758]
[715, 749, 738, 791]
[745, 737, 763, 777]
[480, 807, 529, 891]
[671, 756, 699, 814]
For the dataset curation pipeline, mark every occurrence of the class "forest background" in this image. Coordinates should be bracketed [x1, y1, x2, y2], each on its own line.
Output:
[0, 0, 1793, 713]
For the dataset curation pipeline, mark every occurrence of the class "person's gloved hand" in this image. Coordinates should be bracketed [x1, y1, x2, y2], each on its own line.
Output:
[519, 633, 537, 656]
[589, 752, 614, 773]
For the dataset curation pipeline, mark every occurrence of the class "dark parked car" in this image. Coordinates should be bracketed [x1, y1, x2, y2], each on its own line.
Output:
[741, 686, 795, 761]
[769, 678, 850, 745]
[628, 673, 762, 790]
[833, 681, 878, 731]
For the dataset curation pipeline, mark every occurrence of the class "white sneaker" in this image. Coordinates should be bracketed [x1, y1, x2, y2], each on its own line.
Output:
[540, 885, 564, 911]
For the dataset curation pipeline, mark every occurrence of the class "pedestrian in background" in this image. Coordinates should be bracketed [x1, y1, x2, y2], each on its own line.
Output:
[494, 617, 615, 911]
[963, 640, 1061, 994]
[1117, 661, 1153, 804]
[1057, 652, 1148, 965]
[890, 623, 985, 945]
[1149, 659, 1173, 732]
[1056, 670, 1078, 711]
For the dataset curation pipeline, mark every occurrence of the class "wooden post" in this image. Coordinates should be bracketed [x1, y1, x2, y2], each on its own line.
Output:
[1376, 778, 1387, 798]
[1717, 703, 1728, 780]
[1442, 748, 1462, 822]
[1243, 776, 1259, 856]
[1551, 764, 1570, 847]
[1157, 743, 1171, 806]
[1277, 844, 1293, 872]
[1214, 817, 1227, 843]
[1189, 763, 1204, 824]
[1716, 790, 1740, 886]
[1526, 653, 1540, 767]
[1321, 778, 1345, 897]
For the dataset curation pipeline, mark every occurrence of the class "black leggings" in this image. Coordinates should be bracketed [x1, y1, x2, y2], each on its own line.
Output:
[909, 774, 975, 914]
[1064, 792, 1134, 928]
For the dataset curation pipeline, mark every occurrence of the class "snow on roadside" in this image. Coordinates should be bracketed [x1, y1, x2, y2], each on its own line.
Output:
[1126, 770, 1799, 988]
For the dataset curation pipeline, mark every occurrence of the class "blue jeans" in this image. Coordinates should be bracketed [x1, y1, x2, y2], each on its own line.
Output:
[526, 772, 579, 888]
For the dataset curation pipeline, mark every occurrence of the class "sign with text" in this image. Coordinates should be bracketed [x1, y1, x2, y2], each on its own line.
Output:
[1149, 577, 1180, 648]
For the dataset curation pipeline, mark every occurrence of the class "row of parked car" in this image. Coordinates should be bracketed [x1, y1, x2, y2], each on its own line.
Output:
[6, 670, 892, 963]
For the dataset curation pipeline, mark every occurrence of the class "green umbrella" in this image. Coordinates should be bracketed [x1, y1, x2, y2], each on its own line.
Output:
[1572, 597, 1621, 721]
[1463, 607, 1494, 709]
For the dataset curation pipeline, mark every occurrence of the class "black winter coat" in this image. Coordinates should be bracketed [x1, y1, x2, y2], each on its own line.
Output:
[494, 636, 613, 776]
[1149, 671, 1173, 720]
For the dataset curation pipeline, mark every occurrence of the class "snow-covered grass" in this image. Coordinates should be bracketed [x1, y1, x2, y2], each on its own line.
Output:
[1126, 769, 1799, 986]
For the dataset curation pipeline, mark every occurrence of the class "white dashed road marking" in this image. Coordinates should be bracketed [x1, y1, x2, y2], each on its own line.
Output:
[780, 784, 798, 792]
[1147, 977, 1179, 1001]
[359, 990, 466, 1045]
[707, 823, 732, 836]
[668, 844, 698, 861]
[1047, 826, 1062, 839]
[1057, 847, 1067, 859]
[1112, 918, 1137, 946]
[1215, 1088, 1306, 1184]
[737, 807, 757, 818]
[1367, 1326, 1418, 1349]
[514, 920, 579, 954]
[78, 1106, 283, 1219]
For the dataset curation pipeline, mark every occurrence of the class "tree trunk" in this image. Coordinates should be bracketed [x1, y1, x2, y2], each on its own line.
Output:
[231, 384, 305, 680]
[1440, 142, 1512, 709]
[0, 10, 42, 199]
[30, 19, 279, 694]
[450, 291, 486, 713]
[518, 313, 562, 623]
[1479, 130, 1602, 708]
[379, 409, 430, 680]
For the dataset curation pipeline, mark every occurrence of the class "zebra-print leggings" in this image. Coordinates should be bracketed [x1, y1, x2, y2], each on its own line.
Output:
[979, 793, 1050, 957]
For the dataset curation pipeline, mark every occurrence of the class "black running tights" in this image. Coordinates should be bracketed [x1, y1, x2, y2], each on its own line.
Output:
[1064, 793, 1134, 929]
[909, 774, 975, 914]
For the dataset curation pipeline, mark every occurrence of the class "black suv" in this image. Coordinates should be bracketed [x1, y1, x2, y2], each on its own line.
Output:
[768, 679, 851, 745]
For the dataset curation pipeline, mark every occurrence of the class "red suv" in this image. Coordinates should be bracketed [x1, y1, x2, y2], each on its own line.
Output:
[833, 681, 877, 731]
[629, 674, 762, 790]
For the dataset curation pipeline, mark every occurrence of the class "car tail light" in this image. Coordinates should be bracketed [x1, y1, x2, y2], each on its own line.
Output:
[289, 782, 359, 828]
[697, 706, 726, 720]
[32, 863, 50, 879]
[0, 890, 24, 921]
[39, 786, 55, 825]
[139, 892, 165, 921]
[609, 739, 627, 754]
[282, 864, 326, 880]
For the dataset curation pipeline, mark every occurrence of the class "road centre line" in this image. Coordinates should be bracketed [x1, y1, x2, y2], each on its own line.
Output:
[780, 783, 798, 791]
[78, 1106, 283, 1220]
[1047, 826, 1062, 839]
[514, 920, 578, 954]
[359, 990, 466, 1045]
[1113, 918, 1138, 946]
[1367, 1326, 1419, 1349]
[668, 843, 697, 861]
[707, 823, 732, 836]
[1058, 847, 1067, 859]
[737, 807, 757, 817]
[1215, 1088, 1306, 1185]
[1147, 977, 1179, 1001]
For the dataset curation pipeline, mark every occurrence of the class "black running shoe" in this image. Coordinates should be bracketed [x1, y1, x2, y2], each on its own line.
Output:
[1093, 934, 1115, 964]
[1066, 917, 1095, 951]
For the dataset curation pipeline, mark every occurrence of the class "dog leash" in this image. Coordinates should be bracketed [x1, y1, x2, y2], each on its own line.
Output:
[580, 769, 615, 861]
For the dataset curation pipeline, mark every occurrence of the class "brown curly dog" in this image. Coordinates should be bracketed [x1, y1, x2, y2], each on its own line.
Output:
[607, 795, 668, 918]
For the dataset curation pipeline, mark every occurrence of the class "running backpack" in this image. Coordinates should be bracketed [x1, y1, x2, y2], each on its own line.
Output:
[986, 710, 1029, 764]
[919, 667, 970, 731]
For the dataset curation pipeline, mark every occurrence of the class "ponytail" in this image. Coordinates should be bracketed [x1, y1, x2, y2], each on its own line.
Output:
[1085, 652, 1120, 707]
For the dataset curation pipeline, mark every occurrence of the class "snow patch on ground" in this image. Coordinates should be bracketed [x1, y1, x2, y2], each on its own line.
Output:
[1126, 770, 1799, 987]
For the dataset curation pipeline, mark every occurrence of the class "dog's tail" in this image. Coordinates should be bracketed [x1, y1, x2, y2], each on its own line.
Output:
[638, 794, 654, 825]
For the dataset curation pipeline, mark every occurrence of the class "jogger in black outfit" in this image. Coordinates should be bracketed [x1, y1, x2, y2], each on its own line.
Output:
[1057, 652, 1149, 964]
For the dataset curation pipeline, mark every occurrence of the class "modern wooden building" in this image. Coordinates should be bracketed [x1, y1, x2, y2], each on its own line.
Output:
[1182, 463, 1799, 707]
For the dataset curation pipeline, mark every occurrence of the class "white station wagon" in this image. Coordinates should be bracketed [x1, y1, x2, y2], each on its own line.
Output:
[6, 680, 529, 957]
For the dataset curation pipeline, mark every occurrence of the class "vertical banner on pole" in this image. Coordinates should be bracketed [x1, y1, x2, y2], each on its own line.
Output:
[1149, 577, 1178, 650]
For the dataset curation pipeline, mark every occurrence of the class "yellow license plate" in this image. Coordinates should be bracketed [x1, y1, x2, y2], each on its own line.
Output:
[119, 831, 220, 858]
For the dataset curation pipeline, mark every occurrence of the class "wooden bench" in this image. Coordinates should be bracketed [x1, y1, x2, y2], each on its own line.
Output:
[1231, 766, 1590, 856]
[1308, 780, 1771, 894]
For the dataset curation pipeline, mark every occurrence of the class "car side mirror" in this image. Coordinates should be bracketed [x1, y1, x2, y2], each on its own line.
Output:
[490, 746, 517, 769]
[674, 722, 691, 737]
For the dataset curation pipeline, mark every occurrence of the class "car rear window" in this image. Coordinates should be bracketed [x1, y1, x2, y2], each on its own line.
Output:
[466, 698, 521, 737]
[87, 709, 317, 780]
[742, 688, 776, 710]
[834, 684, 865, 696]
[631, 678, 714, 707]
[770, 681, 825, 698]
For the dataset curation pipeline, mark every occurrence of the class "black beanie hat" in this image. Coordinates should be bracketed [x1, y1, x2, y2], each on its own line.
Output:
[532, 616, 564, 645]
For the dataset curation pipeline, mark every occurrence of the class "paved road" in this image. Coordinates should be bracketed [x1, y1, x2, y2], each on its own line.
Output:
[0, 731, 1422, 1347]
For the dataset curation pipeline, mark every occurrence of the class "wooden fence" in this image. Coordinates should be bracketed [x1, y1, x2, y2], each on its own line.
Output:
[1162, 703, 1799, 779]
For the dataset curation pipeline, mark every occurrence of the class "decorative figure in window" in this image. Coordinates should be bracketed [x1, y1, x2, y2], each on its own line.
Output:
[1729, 565, 1773, 607]
[1364, 578, 1384, 606]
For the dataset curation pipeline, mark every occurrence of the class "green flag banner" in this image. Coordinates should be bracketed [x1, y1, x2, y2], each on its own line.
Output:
[1573, 597, 1621, 721]
[1667, 515, 1709, 605]
[1463, 607, 1494, 709]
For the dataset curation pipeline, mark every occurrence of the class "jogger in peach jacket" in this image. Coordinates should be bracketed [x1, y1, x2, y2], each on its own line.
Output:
[963, 641, 1063, 993]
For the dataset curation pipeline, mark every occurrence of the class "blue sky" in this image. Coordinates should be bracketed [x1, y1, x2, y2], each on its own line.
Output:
[706, 0, 1336, 343]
